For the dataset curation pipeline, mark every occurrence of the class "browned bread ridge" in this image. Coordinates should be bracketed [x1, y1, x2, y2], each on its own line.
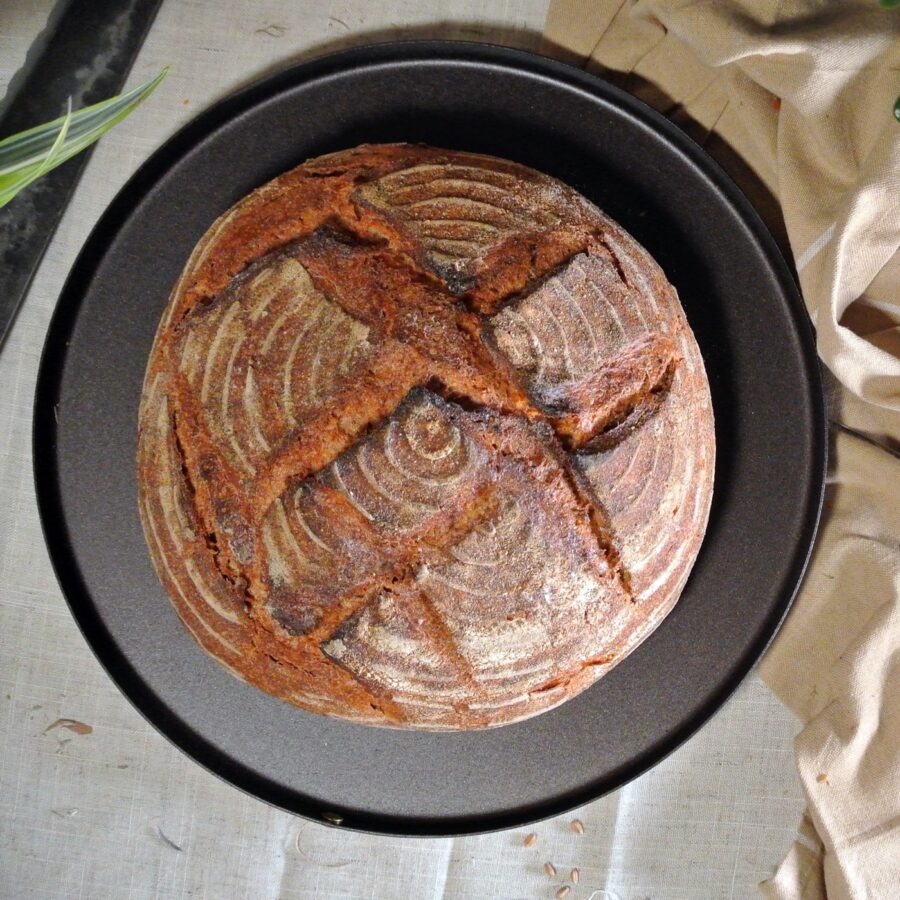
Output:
[137, 143, 715, 730]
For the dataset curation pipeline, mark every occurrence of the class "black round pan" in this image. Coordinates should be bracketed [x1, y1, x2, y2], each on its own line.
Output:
[33, 41, 826, 836]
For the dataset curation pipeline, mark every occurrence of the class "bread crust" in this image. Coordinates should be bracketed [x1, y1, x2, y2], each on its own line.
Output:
[137, 144, 714, 729]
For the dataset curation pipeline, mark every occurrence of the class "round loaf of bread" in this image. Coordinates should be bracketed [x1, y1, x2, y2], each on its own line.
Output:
[138, 144, 714, 730]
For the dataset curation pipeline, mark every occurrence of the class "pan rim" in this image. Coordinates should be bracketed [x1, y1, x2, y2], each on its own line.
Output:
[32, 39, 826, 837]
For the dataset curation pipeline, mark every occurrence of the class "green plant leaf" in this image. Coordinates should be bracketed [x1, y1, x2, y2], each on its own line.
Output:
[34, 97, 73, 179]
[0, 67, 167, 208]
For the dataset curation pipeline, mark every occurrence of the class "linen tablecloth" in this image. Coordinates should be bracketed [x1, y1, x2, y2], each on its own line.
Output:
[0, 2, 825, 897]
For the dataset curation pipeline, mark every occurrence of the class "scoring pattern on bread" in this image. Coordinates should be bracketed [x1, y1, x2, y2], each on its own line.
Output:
[138, 144, 714, 729]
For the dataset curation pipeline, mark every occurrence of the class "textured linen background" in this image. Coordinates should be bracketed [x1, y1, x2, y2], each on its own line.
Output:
[0, 1, 855, 898]
[542, 2, 900, 898]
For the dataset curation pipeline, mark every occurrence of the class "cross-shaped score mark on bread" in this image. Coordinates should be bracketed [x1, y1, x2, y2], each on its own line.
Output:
[168, 220, 674, 633]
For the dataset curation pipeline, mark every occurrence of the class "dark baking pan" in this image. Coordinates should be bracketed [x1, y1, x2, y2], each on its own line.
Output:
[33, 41, 826, 836]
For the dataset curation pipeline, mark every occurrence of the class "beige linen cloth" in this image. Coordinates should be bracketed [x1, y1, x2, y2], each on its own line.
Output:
[543, 1, 900, 897]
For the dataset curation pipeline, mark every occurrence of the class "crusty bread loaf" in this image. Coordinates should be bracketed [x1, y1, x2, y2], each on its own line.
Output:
[137, 144, 714, 730]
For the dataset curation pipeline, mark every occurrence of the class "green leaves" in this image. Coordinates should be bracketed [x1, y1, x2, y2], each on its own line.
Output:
[0, 68, 167, 208]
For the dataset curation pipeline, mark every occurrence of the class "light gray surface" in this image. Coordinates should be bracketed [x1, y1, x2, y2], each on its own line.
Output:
[0, 1, 806, 897]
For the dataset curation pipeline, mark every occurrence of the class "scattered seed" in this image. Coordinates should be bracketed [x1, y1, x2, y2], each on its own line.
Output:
[569, 818, 584, 834]
[44, 718, 92, 736]
[556, 887, 571, 899]
[817, 773, 829, 784]
[523, 832, 537, 847]
[544, 862, 557, 877]
[571, 867, 580, 883]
